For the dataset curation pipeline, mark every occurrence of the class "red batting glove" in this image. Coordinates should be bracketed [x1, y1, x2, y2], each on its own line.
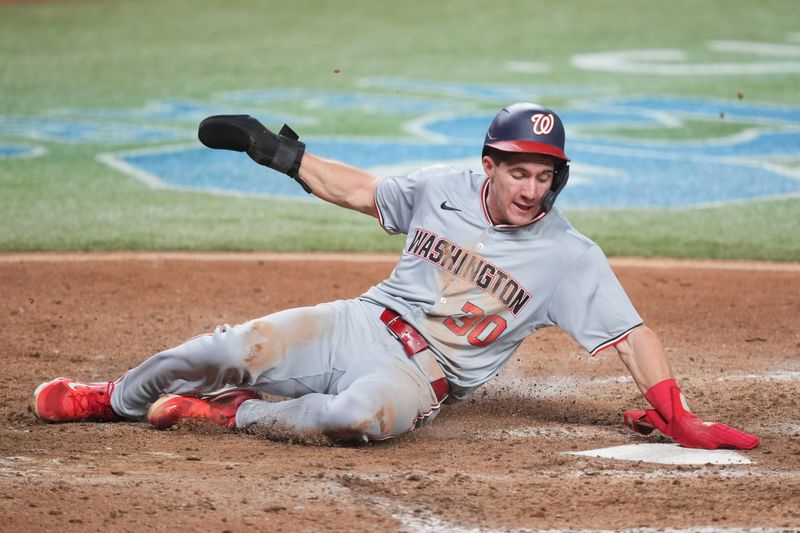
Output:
[622, 379, 760, 450]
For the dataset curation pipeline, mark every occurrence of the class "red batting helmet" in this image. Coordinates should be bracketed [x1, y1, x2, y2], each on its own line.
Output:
[483, 103, 570, 212]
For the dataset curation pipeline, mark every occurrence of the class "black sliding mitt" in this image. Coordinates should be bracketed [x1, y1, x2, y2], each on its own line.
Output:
[198, 115, 310, 193]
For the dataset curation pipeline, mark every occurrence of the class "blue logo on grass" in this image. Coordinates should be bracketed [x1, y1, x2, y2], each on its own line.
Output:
[3, 80, 800, 208]
[101, 86, 800, 208]
[0, 143, 45, 160]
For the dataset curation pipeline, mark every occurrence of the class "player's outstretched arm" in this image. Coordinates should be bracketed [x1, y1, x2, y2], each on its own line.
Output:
[197, 115, 378, 216]
[297, 153, 379, 217]
[616, 325, 760, 450]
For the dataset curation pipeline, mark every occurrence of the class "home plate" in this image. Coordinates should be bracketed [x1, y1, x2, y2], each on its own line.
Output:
[567, 443, 752, 465]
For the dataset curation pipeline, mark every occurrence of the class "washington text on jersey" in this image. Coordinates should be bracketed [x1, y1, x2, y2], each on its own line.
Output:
[405, 227, 532, 316]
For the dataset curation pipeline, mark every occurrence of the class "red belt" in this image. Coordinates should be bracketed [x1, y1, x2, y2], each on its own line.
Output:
[380, 308, 449, 403]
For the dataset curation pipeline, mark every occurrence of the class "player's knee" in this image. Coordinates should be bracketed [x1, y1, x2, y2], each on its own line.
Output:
[154, 329, 248, 378]
[321, 394, 388, 443]
[181, 325, 247, 361]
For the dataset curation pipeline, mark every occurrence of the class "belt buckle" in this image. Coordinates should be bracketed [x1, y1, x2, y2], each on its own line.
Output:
[384, 315, 402, 342]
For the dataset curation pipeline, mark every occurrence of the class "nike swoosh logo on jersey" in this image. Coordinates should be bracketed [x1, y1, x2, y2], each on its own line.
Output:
[440, 201, 461, 212]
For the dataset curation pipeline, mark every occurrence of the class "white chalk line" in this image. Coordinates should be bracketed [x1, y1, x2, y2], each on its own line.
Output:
[367, 492, 789, 533]
[0, 252, 798, 271]
[717, 371, 800, 382]
[346, 461, 799, 532]
[484, 371, 800, 401]
[485, 425, 621, 440]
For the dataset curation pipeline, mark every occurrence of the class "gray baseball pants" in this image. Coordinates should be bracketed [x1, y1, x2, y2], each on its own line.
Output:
[110, 299, 442, 441]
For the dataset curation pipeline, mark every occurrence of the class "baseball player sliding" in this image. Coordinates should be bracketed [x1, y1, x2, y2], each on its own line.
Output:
[32, 103, 759, 450]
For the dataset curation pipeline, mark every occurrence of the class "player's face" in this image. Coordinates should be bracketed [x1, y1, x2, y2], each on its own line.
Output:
[482, 154, 555, 226]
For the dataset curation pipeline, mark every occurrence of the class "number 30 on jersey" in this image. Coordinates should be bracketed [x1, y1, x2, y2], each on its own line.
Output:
[443, 302, 507, 346]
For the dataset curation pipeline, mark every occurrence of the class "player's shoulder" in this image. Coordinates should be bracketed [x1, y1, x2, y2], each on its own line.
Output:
[404, 163, 474, 183]
[540, 208, 601, 258]
[399, 163, 482, 194]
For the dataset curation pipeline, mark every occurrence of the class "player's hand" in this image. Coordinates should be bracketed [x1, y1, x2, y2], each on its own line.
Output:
[623, 379, 760, 450]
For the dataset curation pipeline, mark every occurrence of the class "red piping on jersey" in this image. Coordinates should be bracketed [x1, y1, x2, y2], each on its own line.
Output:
[589, 324, 642, 356]
[373, 180, 383, 225]
[480, 178, 546, 229]
[373, 179, 394, 235]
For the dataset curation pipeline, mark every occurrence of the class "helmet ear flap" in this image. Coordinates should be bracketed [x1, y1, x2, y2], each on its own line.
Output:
[541, 161, 569, 213]
[541, 191, 556, 213]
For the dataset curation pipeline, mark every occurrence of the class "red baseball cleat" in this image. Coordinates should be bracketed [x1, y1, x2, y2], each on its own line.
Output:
[32, 377, 120, 422]
[147, 389, 261, 430]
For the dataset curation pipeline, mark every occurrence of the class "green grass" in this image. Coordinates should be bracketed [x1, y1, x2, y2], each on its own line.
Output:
[1, 0, 799, 259]
[567, 199, 800, 261]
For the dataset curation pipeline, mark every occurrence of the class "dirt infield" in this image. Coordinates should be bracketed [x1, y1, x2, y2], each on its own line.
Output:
[1, 254, 798, 532]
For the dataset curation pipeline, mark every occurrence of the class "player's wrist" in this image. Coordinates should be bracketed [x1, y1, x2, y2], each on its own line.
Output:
[643, 378, 684, 422]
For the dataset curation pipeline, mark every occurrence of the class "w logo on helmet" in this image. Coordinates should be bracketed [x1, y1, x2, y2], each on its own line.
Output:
[530, 113, 555, 135]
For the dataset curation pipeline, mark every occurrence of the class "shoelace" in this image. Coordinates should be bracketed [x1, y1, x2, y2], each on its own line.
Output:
[69, 381, 117, 420]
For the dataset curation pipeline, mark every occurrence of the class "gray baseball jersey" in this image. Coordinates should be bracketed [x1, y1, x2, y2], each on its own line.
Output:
[362, 164, 642, 399]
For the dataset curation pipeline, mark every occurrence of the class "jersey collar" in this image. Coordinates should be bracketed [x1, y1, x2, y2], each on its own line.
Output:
[480, 178, 547, 230]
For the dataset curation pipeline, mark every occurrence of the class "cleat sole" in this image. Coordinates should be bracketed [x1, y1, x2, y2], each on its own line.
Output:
[146, 394, 182, 428]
